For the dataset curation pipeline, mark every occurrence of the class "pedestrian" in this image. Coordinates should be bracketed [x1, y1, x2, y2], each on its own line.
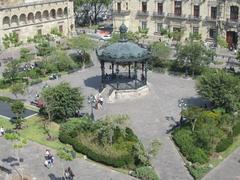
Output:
[68, 167, 74, 180]
[45, 149, 50, 159]
[99, 96, 104, 106]
[0, 127, 5, 136]
[64, 168, 70, 179]
[44, 159, 51, 168]
[50, 155, 54, 165]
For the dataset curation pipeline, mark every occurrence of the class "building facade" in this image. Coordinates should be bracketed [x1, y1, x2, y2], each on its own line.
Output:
[112, 0, 240, 48]
[0, 0, 75, 48]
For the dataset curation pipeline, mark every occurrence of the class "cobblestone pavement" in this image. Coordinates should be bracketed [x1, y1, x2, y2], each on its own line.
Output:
[203, 147, 240, 180]
[0, 52, 199, 180]
[0, 138, 135, 180]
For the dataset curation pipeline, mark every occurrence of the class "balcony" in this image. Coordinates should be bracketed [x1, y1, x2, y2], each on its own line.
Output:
[136, 10, 149, 16]
[226, 18, 239, 27]
[188, 15, 202, 21]
[112, 10, 131, 16]
[152, 12, 165, 18]
[166, 13, 187, 20]
[205, 16, 217, 22]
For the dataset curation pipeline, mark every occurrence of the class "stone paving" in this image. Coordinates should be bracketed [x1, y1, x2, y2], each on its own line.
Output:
[0, 138, 135, 180]
[203, 147, 240, 180]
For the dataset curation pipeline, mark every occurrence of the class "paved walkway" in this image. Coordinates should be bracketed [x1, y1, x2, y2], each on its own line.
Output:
[203, 147, 240, 180]
[0, 138, 135, 180]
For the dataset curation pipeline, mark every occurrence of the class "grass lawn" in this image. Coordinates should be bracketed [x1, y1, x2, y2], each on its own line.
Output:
[0, 116, 14, 129]
[188, 134, 240, 180]
[19, 116, 65, 150]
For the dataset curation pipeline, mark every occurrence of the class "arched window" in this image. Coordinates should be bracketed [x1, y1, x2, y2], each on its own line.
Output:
[11, 15, 18, 27]
[57, 8, 63, 18]
[43, 10, 49, 21]
[50, 9, 56, 19]
[28, 13, 34, 23]
[3, 16, 10, 28]
[64, 7, 68, 17]
[19, 14, 27, 25]
[35, 11, 42, 22]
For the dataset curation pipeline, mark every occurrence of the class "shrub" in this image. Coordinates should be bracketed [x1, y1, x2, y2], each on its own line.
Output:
[132, 166, 160, 180]
[173, 128, 208, 164]
[30, 79, 42, 85]
[57, 146, 76, 161]
[233, 122, 240, 137]
[217, 36, 228, 48]
[216, 136, 233, 152]
[4, 132, 20, 140]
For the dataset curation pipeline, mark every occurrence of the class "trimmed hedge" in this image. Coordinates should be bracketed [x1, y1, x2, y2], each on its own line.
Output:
[233, 122, 240, 137]
[132, 166, 160, 180]
[172, 128, 208, 164]
[216, 136, 233, 152]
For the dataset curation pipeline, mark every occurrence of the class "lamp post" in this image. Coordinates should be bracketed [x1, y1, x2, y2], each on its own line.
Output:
[178, 98, 187, 125]
[88, 94, 96, 120]
[184, 58, 190, 77]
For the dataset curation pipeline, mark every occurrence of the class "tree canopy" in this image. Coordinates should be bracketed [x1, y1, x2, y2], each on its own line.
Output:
[41, 82, 84, 122]
[197, 69, 240, 112]
[176, 41, 214, 76]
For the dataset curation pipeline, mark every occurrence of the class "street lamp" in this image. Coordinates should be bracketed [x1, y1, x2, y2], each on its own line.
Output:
[178, 98, 187, 125]
[88, 94, 96, 120]
[184, 58, 190, 77]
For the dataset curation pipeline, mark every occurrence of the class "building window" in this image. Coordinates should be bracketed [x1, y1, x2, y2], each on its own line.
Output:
[174, 1, 182, 16]
[194, 5, 200, 17]
[126, 2, 128, 10]
[117, 2, 121, 12]
[157, 23, 162, 32]
[230, 6, 238, 21]
[211, 7, 217, 19]
[142, 21, 147, 30]
[193, 27, 199, 34]
[37, 29, 42, 35]
[142, 2, 147, 12]
[209, 28, 217, 38]
[157, 3, 163, 15]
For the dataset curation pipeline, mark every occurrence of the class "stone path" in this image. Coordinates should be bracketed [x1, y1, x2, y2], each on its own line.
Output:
[0, 138, 135, 180]
[203, 147, 240, 180]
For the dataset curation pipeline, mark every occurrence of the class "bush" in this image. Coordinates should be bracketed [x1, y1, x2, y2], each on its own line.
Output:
[173, 128, 208, 164]
[233, 122, 240, 137]
[132, 166, 160, 180]
[4, 132, 20, 140]
[57, 146, 76, 161]
[216, 136, 233, 152]
[217, 36, 228, 48]
[30, 79, 42, 85]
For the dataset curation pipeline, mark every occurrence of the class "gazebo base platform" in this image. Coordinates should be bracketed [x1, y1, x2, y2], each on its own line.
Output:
[107, 85, 149, 103]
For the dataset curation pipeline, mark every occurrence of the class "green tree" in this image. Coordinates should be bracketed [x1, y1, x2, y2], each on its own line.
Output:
[36, 39, 52, 56]
[3, 60, 21, 82]
[41, 82, 84, 122]
[150, 42, 171, 68]
[10, 83, 26, 98]
[197, 69, 240, 112]
[176, 41, 214, 76]
[11, 101, 25, 129]
[74, 0, 111, 24]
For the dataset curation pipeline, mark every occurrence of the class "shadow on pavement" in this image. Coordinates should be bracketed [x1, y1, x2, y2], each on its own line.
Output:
[48, 173, 64, 180]
[84, 75, 101, 90]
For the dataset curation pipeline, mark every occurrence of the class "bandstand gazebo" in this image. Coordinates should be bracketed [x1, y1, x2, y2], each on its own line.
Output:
[96, 23, 151, 93]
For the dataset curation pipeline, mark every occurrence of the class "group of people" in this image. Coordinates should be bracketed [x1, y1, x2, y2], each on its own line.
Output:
[44, 149, 54, 168]
[0, 127, 5, 136]
[64, 167, 75, 180]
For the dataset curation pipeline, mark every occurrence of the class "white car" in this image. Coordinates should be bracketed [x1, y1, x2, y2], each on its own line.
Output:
[100, 34, 111, 41]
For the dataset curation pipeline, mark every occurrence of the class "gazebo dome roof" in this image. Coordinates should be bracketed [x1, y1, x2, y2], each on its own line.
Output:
[96, 24, 151, 63]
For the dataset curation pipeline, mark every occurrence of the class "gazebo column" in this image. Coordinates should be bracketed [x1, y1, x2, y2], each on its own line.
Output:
[101, 61, 105, 88]
[144, 61, 148, 85]
[128, 63, 131, 78]
[134, 62, 137, 89]
[112, 62, 114, 76]
[116, 64, 119, 90]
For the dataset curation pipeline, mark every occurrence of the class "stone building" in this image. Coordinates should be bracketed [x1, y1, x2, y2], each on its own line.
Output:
[112, 0, 240, 48]
[0, 0, 75, 48]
